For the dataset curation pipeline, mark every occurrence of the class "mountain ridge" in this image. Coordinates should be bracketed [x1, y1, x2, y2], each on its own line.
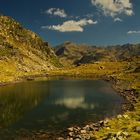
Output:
[55, 41, 140, 66]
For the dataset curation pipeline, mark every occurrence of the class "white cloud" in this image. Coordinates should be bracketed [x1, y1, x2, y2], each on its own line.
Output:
[42, 19, 98, 32]
[45, 8, 67, 18]
[91, 0, 134, 17]
[127, 30, 140, 34]
[114, 17, 123, 22]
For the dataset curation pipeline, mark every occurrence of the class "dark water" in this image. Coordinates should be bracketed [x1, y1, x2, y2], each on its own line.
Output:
[0, 78, 124, 134]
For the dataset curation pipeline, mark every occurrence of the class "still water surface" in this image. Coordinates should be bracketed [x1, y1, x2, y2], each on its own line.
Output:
[0, 78, 124, 133]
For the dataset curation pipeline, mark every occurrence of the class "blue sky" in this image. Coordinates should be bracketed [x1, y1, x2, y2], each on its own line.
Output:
[0, 0, 140, 46]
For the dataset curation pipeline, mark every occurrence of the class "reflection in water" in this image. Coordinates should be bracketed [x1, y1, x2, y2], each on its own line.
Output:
[55, 97, 95, 109]
[0, 81, 50, 128]
[54, 87, 95, 109]
[0, 78, 124, 133]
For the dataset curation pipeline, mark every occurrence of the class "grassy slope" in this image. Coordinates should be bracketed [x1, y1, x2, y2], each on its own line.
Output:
[0, 16, 60, 83]
[50, 61, 140, 140]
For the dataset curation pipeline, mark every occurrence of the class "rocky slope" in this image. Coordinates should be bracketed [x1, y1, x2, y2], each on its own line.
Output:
[55, 42, 140, 66]
[0, 15, 60, 82]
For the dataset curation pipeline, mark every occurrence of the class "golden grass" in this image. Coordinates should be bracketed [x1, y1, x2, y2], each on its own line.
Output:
[0, 60, 140, 139]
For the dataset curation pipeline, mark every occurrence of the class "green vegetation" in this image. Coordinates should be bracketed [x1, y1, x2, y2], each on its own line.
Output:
[0, 15, 61, 83]
[0, 15, 140, 139]
[93, 102, 140, 140]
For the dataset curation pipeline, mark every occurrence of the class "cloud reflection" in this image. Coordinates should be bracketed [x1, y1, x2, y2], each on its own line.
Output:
[55, 96, 95, 109]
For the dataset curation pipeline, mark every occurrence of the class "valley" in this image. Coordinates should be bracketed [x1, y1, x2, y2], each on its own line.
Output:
[0, 15, 140, 140]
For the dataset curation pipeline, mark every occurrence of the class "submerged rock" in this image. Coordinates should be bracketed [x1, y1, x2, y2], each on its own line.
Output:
[68, 127, 74, 132]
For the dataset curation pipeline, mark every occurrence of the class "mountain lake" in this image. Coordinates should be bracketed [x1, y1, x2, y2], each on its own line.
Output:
[0, 77, 124, 138]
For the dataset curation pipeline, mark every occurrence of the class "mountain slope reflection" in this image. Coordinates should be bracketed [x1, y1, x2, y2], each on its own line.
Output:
[0, 79, 124, 132]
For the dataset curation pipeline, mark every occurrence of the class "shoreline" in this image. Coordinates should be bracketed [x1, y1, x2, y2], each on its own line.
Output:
[55, 75, 138, 140]
[0, 73, 138, 140]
